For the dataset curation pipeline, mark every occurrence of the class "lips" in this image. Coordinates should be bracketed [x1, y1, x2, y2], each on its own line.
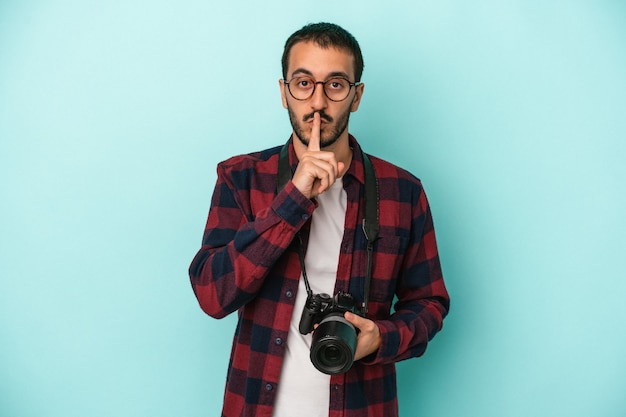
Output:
[307, 119, 329, 126]
[303, 112, 333, 124]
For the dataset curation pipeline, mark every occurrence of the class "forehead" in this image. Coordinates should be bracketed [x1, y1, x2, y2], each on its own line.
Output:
[286, 41, 355, 80]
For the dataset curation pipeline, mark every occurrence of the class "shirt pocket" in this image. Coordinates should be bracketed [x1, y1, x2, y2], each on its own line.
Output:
[368, 235, 409, 303]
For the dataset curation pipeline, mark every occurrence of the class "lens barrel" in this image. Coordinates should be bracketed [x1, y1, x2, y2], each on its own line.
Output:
[310, 313, 357, 375]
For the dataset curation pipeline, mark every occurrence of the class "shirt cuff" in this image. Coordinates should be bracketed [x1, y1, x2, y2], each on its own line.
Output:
[271, 181, 316, 228]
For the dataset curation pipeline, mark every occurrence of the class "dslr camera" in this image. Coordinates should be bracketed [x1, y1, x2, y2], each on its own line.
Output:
[299, 291, 362, 375]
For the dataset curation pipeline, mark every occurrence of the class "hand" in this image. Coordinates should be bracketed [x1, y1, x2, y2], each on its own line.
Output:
[344, 311, 381, 361]
[291, 112, 345, 199]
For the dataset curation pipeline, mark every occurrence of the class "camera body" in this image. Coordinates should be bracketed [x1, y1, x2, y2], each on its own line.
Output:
[299, 291, 362, 375]
[298, 291, 360, 334]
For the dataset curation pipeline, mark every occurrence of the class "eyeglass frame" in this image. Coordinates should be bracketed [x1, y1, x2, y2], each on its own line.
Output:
[283, 76, 362, 102]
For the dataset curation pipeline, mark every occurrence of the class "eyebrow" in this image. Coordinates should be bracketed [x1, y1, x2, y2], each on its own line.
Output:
[290, 68, 352, 80]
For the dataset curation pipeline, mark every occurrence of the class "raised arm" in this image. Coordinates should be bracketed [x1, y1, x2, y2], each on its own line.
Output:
[189, 158, 315, 319]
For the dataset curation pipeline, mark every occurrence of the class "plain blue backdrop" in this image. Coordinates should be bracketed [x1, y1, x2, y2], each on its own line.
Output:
[1, 1, 625, 416]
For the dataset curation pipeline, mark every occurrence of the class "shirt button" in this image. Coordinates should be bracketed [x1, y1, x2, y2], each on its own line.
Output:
[265, 383, 273, 391]
[302, 214, 309, 220]
[275, 337, 283, 345]
[286, 290, 293, 298]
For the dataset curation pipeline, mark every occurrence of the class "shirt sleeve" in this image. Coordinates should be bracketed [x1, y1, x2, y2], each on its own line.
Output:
[363, 186, 450, 365]
[188, 160, 315, 319]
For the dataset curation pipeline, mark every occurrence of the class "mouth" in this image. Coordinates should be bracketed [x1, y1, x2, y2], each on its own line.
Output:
[307, 119, 329, 127]
[303, 112, 333, 124]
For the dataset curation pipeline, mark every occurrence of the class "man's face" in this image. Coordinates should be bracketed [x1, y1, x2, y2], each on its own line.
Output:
[280, 41, 364, 149]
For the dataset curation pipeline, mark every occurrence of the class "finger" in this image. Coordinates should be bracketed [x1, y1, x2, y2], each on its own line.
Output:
[315, 161, 336, 195]
[316, 175, 330, 196]
[304, 156, 337, 189]
[308, 112, 321, 152]
[302, 152, 341, 181]
[344, 311, 374, 332]
[292, 155, 338, 198]
[344, 311, 362, 327]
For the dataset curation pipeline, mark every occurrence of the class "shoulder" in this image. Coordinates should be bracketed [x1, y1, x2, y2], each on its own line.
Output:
[217, 145, 283, 184]
[366, 153, 424, 191]
[216, 145, 283, 194]
[218, 145, 283, 173]
[365, 154, 434, 229]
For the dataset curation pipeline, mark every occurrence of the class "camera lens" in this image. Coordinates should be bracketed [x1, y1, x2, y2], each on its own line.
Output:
[310, 313, 357, 375]
[325, 346, 341, 362]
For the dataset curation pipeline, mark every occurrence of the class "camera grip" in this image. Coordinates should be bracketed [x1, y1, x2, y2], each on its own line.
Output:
[299, 293, 325, 335]
[299, 306, 317, 335]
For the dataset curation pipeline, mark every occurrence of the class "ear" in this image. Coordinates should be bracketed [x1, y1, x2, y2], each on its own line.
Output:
[279, 79, 288, 109]
[350, 83, 365, 112]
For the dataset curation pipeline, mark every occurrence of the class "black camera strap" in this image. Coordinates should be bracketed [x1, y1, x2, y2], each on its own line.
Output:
[277, 141, 379, 314]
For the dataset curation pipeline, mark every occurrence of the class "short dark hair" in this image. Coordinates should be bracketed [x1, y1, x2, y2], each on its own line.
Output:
[281, 22, 364, 82]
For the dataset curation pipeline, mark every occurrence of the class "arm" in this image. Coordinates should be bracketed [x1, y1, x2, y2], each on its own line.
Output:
[361, 186, 450, 365]
[191, 117, 344, 319]
[189, 160, 315, 319]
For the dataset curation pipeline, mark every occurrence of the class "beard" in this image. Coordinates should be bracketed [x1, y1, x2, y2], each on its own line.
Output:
[288, 106, 351, 149]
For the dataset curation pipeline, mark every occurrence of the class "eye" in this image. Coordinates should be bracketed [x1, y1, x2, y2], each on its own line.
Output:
[294, 77, 314, 89]
[327, 78, 348, 90]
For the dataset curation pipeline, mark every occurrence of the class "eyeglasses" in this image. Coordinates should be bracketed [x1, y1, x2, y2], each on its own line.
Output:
[284, 76, 361, 102]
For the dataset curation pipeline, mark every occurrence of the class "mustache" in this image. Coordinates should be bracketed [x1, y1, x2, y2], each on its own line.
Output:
[303, 111, 333, 123]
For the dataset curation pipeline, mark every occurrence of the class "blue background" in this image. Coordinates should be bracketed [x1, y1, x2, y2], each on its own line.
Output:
[1, 1, 625, 416]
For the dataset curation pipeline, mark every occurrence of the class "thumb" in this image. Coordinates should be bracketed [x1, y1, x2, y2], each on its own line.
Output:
[344, 311, 364, 328]
[337, 161, 345, 177]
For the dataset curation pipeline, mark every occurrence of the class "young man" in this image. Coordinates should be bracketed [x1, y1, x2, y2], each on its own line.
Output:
[189, 22, 450, 417]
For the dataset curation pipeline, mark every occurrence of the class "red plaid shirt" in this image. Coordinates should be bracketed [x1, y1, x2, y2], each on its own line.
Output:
[189, 136, 449, 417]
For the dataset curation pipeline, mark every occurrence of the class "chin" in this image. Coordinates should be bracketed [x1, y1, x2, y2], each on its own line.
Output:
[320, 136, 340, 148]
[295, 132, 340, 149]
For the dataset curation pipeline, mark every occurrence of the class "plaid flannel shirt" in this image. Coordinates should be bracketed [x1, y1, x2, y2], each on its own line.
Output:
[189, 136, 449, 417]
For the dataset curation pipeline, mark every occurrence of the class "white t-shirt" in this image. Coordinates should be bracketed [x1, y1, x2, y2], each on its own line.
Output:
[273, 178, 347, 417]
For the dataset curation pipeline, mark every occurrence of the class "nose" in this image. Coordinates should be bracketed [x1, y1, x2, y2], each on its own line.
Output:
[309, 81, 329, 110]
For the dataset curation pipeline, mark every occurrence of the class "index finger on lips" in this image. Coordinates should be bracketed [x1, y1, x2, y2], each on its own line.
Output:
[308, 112, 321, 152]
